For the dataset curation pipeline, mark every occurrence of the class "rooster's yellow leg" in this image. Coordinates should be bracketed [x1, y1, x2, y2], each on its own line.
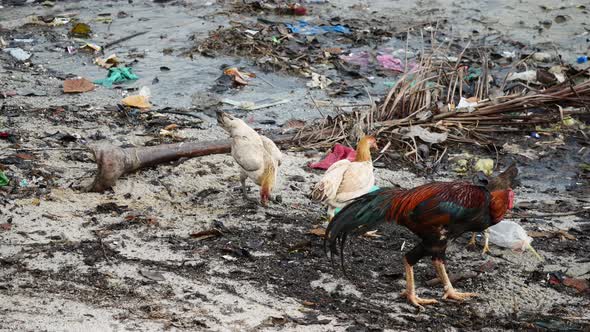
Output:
[433, 259, 478, 301]
[467, 233, 477, 247]
[401, 258, 438, 308]
[481, 230, 491, 255]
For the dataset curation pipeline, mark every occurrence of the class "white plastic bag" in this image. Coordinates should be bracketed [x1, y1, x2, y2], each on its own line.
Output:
[487, 220, 543, 261]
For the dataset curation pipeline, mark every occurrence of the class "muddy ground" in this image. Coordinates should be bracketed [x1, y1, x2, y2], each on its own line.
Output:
[1, 0, 590, 331]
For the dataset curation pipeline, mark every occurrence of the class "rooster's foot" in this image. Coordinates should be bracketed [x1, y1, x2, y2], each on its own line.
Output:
[442, 289, 478, 301]
[466, 233, 478, 250]
[401, 291, 438, 308]
[362, 230, 381, 238]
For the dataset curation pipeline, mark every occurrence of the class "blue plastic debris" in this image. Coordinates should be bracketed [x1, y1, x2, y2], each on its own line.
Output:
[285, 20, 351, 35]
[577, 56, 588, 64]
[531, 132, 540, 139]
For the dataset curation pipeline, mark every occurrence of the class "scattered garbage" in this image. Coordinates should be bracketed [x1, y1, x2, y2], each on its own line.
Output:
[507, 70, 538, 83]
[376, 54, 405, 72]
[223, 67, 256, 86]
[70, 22, 92, 38]
[563, 277, 589, 293]
[286, 20, 351, 35]
[94, 54, 120, 69]
[79, 42, 102, 53]
[456, 97, 479, 112]
[94, 67, 138, 87]
[309, 144, 356, 169]
[251, 2, 307, 15]
[0, 171, 9, 187]
[487, 220, 544, 261]
[139, 269, 166, 281]
[400, 125, 448, 144]
[63, 78, 95, 93]
[3, 47, 31, 61]
[532, 52, 553, 62]
[306, 72, 332, 89]
[474, 158, 494, 176]
[191, 228, 223, 240]
[222, 97, 290, 111]
[340, 51, 370, 69]
[577, 56, 588, 64]
[121, 86, 151, 109]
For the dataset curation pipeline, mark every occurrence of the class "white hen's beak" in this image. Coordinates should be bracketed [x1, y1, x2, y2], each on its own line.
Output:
[216, 111, 233, 129]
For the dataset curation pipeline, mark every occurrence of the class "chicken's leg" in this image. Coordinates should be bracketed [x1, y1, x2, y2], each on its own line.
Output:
[401, 257, 438, 308]
[240, 172, 258, 204]
[432, 259, 477, 301]
[467, 233, 477, 248]
[481, 230, 491, 255]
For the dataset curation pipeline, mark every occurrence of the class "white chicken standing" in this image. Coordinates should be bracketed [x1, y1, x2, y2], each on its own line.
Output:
[311, 135, 378, 220]
[217, 111, 282, 205]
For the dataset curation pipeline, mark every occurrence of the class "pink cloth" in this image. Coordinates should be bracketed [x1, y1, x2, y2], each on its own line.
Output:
[309, 144, 356, 170]
[377, 54, 405, 72]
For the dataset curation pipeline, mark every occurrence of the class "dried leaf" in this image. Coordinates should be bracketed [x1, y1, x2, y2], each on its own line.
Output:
[121, 95, 151, 109]
[164, 124, 178, 131]
[71, 22, 92, 38]
[94, 54, 119, 69]
[563, 278, 589, 293]
[63, 78, 95, 93]
[309, 227, 326, 237]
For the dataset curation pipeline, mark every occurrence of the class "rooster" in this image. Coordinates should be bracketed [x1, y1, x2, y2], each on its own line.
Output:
[468, 163, 518, 254]
[311, 135, 378, 221]
[217, 111, 282, 205]
[325, 167, 516, 308]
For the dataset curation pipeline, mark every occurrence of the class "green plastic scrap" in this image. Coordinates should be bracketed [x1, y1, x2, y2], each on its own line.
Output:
[0, 171, 8, 187]
[93, 67, 138, 88]
[466, 67, 482, 81]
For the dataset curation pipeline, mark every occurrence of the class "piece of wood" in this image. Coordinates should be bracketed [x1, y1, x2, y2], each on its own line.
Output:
[86, 133, 297, 192]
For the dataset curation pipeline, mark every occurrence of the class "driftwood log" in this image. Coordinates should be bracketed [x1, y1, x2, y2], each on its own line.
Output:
[87, 134, 296, 192]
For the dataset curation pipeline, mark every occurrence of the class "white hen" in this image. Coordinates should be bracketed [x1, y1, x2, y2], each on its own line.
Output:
[311, 136, 377, 219]
[217, 111, 282, 205]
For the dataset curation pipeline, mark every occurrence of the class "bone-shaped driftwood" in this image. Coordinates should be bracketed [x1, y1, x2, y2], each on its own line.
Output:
[86, 134, 296, 192]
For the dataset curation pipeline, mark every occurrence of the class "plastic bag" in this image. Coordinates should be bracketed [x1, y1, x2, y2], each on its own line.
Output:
[488, 220, 543, 261]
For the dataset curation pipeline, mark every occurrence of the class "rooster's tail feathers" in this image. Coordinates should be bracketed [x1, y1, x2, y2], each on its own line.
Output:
[324, 188, 398, 272]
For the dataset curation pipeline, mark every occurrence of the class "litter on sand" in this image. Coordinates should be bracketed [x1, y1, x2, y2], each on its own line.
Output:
[488, 220, 544, 261]
[63, 78, 95, 93]
[221, 98, 290, 111]
[309, 144, 356, 169]
[94, 67, 139, 87]
[285, 20, 351, 35]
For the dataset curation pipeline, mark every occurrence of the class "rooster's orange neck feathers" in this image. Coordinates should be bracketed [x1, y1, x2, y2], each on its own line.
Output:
[355, 136, 374, 162]
[490, 189, 514, 223]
